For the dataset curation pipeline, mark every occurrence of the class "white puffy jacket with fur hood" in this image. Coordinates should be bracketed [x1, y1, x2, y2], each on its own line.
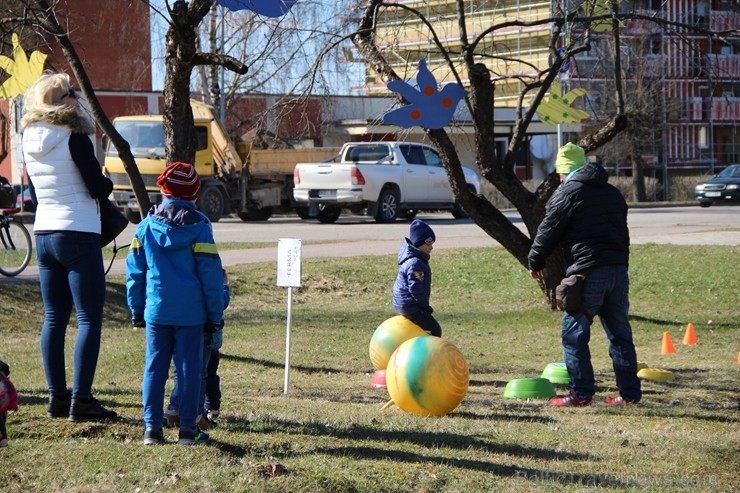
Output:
[22, 112, 112, 234]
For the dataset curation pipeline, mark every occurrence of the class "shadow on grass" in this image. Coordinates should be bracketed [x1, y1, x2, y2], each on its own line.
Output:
[308, 446, 630, 488]
[455, 410, 557, 423]
[227, 417, 591, 463]
[221, 352, 345, 374]
[469, 378, 509, 388]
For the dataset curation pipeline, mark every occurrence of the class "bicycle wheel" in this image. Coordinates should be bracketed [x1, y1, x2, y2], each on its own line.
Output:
[0, 219, 33, 277]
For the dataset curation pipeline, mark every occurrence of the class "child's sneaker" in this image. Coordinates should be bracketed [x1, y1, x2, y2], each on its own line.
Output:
[143, 428, 164, 445]
[163, 409, 179, 428]
[178, 427, 209, 445]
[604, 396, 638, 406]
[198, 413, 218, 430]
[549, 392, 592, 407]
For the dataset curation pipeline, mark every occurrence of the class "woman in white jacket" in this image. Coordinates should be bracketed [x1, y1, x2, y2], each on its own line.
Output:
[21, 72, 117, 422]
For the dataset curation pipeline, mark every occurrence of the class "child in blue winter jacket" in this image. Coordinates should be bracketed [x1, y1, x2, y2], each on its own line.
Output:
[392, 219, 442, 337]
[126, 162, 224, 446]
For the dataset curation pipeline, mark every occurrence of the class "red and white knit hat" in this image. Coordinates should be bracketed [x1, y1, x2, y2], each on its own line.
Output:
[156, 162, 201, 200]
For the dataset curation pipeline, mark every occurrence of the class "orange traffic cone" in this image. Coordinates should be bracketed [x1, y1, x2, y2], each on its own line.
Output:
[661, 332, 676, 354]
[682, 323, 697, 345]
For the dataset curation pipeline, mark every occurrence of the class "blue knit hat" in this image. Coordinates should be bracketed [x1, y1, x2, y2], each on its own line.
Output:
[409, 219, 436, 247]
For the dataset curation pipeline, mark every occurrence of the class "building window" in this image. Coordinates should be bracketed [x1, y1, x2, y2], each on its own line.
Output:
[698, 127, 708, 149]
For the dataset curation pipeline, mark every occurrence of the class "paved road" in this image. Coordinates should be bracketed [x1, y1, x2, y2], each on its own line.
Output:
[3, 206, 738, 282]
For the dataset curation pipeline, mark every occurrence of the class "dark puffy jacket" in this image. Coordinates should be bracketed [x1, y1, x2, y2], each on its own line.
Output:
[392, 239, 432, 315]
[528, 163, 629, 275]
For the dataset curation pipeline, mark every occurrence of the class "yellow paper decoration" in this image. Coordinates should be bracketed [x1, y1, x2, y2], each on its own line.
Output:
[536, 79, 590, 124]
[587, 0, 624, 33]
[0, 33, 48, 99]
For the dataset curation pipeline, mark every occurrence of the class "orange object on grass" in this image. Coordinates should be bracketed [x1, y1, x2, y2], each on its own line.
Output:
[661, 332, 676, 354]
[682, 323, 697, 345]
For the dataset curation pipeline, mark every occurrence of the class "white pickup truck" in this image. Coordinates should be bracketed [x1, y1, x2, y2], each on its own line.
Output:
[292, 141, 480, 223]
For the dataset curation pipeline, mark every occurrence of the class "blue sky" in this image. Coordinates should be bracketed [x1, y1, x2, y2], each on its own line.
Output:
[149, 0, 365, 94]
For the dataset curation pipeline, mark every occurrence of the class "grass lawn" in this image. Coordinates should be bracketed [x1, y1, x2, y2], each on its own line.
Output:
[1, 244, 738, 492]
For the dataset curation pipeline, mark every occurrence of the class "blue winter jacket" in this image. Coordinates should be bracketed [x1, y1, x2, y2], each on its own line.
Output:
[126, 199, 224, 326]
[392, 238, 432, 315]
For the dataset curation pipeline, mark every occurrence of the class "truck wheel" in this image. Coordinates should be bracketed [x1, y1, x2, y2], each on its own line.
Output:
[317, 205, 341, 223]
[295, 206, 312, 220]
[452, 186, 475, 219]
[237, 207, 273, 221]
[199, 186, 224, 223]
[125, 209, 142, 224]
[451, 203, 469, 219]
[399, 209, 418, 220]
[374, 189, 399, 223]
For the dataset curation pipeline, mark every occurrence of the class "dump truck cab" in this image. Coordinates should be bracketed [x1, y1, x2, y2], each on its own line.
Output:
[103, 115, 226, 223]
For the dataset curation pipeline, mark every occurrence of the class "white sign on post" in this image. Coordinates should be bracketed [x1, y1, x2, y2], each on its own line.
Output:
[277, 239, 302, 394]
[277, 238, 302, 288]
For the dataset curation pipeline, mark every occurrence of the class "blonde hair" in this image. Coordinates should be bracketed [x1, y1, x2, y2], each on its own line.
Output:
[21, 72, 93, 132]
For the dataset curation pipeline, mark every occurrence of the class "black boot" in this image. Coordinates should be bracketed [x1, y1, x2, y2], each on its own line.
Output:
[47, 392, 72, 418]
[68, 397, 117, 422]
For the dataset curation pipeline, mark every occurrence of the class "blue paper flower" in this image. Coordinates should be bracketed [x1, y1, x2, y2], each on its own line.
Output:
[383, 60, 467, 130]
[217, 0, 297, 17]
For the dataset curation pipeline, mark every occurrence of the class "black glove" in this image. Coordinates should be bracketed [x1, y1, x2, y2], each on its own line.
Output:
[131, 315, 145, 328]
[423, 305, 434, 314]
[205, 321, 219, 334]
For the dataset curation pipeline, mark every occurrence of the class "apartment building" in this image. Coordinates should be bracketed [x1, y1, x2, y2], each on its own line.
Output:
[365, 0, 739, 181]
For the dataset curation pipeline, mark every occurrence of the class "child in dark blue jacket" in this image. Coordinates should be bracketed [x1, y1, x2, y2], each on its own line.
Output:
[392, 219, 442, 337]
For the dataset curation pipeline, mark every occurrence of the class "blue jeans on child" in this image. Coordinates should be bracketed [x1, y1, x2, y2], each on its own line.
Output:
[168, 329, 222, 418]
[143, 323, 203, 432]
[404, 310, 442, 337]
[561, 265, 641, 402]
[204, 348, 221, 413]
[36, 232, 106, 398]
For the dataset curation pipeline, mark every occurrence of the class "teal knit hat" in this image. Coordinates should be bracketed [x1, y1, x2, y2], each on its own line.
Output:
[555, 143, 586, 174]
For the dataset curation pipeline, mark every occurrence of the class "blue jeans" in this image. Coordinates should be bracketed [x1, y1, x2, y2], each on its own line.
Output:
[404, 310, 442, 337]
[36, 232, 105, 398]
[204, 348, 221, 412]
[143, 323, 203, 432]
[561, 265, 641, 402]
[167, 334, 221, 414]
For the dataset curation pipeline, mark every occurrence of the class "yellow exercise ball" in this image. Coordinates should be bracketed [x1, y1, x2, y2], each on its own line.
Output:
[369, 315, 427, 370]
[386, 336, 469, 416]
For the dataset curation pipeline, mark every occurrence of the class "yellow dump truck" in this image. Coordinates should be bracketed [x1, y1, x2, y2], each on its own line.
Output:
[102, 100, 339, 223]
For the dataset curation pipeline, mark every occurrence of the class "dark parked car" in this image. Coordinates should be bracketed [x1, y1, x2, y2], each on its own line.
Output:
[13, 185, 36, 213]
[693, 165, 740, 208]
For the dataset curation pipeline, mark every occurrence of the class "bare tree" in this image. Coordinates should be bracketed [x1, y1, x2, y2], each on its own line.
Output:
[1, 0, 151, 214]
[350, 0, 721, 304]
[188, 0, 363, 140]
[575, 32, 668, 202]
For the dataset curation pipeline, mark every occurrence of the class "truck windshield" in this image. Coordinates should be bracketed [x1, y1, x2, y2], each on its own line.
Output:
[108, 121, 165, 158]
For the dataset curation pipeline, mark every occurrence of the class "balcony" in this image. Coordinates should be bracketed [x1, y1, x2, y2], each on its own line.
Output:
[709, 98, 740, 121]
[709, 10, 740, 34]
[703, 54, 740, 80]
[621, 10, 663, 35]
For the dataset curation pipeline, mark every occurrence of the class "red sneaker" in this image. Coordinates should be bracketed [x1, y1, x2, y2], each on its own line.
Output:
[550, 393, 592, 407]
[604, 396, 638, 406]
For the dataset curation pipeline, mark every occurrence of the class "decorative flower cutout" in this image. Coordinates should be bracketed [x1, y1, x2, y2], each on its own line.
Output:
[0, 33, 48, 99]
[383, 59, 467, 130]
